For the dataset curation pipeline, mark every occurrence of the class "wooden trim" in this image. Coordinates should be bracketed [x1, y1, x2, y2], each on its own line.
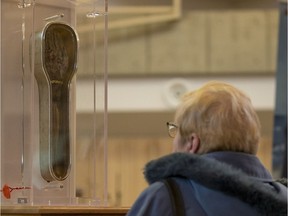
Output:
[1, 206, 129, 216]
[78, 0, 182, 32]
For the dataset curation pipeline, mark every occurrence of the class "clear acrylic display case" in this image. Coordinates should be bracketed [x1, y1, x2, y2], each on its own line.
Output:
[1, 0, 108, 206]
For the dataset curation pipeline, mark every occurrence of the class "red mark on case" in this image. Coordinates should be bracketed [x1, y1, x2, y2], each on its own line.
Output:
[0, 184, 31, 199]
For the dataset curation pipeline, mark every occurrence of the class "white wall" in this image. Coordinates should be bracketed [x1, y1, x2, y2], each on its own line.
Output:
[76, 75, 276, 113]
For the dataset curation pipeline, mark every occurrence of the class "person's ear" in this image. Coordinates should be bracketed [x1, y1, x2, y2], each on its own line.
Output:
[186, 133, 200, 153]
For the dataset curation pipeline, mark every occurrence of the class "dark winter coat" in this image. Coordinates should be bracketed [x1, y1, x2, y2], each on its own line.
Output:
[126, 151, 287, 216]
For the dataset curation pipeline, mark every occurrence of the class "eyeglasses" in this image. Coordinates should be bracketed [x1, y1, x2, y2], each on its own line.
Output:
[166, 122, 178, 138]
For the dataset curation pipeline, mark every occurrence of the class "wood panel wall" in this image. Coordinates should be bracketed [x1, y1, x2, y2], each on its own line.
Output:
[106, 136, 272, 207]
[78, 9, 279, 76]
[76, 110, 274, 207]
[75, 136, 273, 207]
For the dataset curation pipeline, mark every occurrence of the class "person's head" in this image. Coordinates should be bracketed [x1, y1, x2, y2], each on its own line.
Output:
[172, 81, 261, 155]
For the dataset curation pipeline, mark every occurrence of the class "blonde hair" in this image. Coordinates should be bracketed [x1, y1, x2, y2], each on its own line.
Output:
[175, 81, 261, 155]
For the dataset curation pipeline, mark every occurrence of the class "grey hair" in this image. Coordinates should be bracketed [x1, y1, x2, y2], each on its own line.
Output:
[175, 81, 261, 154]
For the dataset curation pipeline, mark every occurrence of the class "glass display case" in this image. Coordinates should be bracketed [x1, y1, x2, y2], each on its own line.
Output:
[1, 0, 108, 206]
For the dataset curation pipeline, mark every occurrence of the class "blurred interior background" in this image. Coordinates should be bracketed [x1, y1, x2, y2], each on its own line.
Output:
[75, 0, 286, 207]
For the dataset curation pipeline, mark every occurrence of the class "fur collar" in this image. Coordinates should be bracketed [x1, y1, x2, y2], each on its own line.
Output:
[144, 152, 287, 216]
